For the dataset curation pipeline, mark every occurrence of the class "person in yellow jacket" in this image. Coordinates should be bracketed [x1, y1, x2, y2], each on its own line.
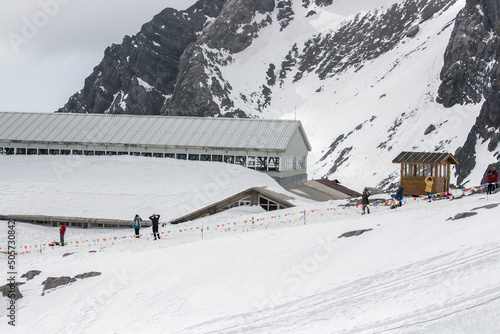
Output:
[425, 176, 433, 202]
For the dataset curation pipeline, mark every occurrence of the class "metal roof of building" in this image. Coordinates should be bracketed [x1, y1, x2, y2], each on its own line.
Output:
[392, 151, 459, 164]
[0, 112, 312, 152]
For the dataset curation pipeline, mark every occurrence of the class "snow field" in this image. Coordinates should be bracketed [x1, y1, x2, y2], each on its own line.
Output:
[1, 175, 499, 333]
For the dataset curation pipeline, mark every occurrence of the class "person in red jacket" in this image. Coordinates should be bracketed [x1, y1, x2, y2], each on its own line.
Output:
[59, 223, 66, 246]
[492, 167, 499, 190]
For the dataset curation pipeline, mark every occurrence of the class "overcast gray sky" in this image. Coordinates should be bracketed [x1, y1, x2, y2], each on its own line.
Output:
[0, 0, 197, 113]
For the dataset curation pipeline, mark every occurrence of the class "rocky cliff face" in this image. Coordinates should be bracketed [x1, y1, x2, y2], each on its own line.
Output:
[437, 0, 500, 184]
[58, 0, 225, 115]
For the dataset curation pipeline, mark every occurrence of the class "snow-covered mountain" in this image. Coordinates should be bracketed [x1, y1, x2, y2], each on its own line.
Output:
[57, 0, 500, 191]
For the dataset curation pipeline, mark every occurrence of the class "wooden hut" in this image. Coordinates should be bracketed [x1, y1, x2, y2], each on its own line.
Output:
[392, 152, 459, 196]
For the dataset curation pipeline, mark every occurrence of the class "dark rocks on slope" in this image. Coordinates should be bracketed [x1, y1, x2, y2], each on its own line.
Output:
[338, 229, 373, 238]
[0, 282, 24, 300]
[74, 272, 102, 280]
[41, 272, 102, 294]
[42, 276, 77, 292]
[292, 0, 455, 82]
[21, 270, 42, 281]
[164, 0, 275, 117]
[446, 211, 478, 220]
[437, 0, 500, 184]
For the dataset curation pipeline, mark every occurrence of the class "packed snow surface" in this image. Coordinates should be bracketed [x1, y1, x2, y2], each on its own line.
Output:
[1, 156, 500, 333]
[0, 155, 314, 222]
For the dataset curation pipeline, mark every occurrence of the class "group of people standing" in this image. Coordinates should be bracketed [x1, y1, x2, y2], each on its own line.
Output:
[486, 167, 499, 194]
[133, 214, 161, 240]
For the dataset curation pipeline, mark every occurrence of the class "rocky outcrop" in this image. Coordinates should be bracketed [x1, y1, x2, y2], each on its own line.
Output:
[437, 0, 500, 184]
[74, 272, 102, 280]
[42, 276, 77, 292]
[447, 211, 478, 220]
[163, 0, 275, 117]
[21, 270, 42, 281]
[0, 282, 24, 300]
[41, 272, 102, 294]
[338, 229, 373, 238]
[291, 0, 456, 82]
[58, 0, 225, 115]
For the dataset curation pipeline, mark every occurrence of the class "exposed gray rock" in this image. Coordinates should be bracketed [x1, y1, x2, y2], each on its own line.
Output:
[74, 272, 102, 280]
[63, 252, 74, 257]
[405, 25, 420, 37]
[447, 212, 478, 221]
[42, 277, 77, 292]
[20, 270, 41, 281]
[438, 0, 500, 184]
[424, 124, 436, 135]
[0, 282, 24, 300]
[472, 203, 500, 210]
[339, 229, 373, 238]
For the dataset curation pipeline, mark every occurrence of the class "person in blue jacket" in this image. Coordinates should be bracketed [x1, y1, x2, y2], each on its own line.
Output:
[133, 214, 142, 238]
[394, 185, 404, 207]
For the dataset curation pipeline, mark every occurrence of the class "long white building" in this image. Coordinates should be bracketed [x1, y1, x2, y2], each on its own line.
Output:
[0, 112, 311, 185]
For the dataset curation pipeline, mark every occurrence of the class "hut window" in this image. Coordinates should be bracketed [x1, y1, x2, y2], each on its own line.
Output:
[38, 149, 48, 155]
[403, 164, 410, 177]
[420, 165, 427, 177]
[118, 151, 129, 156]
[200, 154, 211, 161]
[153, 153, 163, 158]
[16, 148, 26, 155]
[189, 154, 199, 161]
[72, 150, 82, 155]
[28, 148, 38, 155]
[412, 164, 418, 177]
[428, 165, 434, 177]
[224, 155, 234, 164]
[61, 150, 71, 155]
[165, 153, 175, 158]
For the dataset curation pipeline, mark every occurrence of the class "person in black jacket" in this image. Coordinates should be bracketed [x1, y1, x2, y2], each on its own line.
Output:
[361, 188, 370, 215]
[149, 214, 161, 240]
[394, 185, 404, 207]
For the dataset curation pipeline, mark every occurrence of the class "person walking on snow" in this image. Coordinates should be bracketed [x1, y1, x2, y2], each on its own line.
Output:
[149, 214, 161, 240]
[425, 176, 433, 202]
[59, 223, 66, 246]
[486, 170, 495, 195]
[133, 214, 142, 238]
[361, 188, 371, 215]
[394, 185, 404, 208]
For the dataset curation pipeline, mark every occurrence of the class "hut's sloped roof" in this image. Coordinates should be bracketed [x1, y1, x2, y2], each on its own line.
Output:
[392, 151, 459, 165]
[0, 112, 311, 152]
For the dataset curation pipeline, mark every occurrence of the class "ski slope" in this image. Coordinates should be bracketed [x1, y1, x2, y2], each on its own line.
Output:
[1, 156, 500, 333]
